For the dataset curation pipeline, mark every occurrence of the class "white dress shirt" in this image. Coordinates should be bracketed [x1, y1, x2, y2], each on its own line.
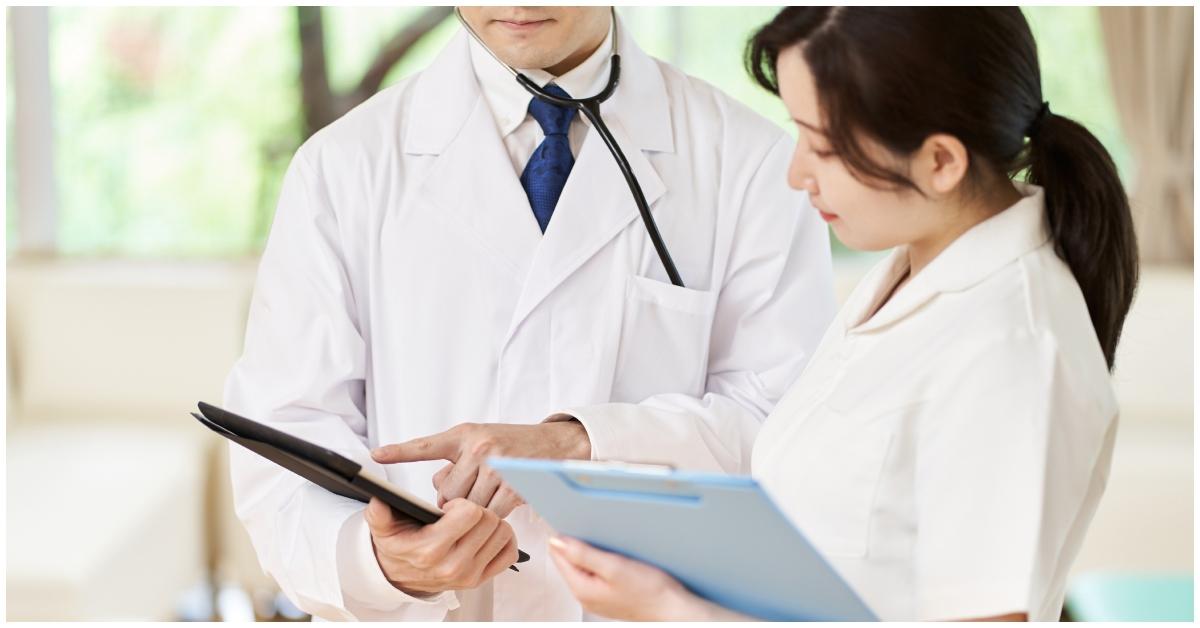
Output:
[468, 26, 613, 175]
[753, 184, 1118, 621]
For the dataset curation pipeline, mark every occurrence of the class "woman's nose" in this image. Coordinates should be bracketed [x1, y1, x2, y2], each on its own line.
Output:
[787, 152, 818, 196]
[788, 165, 819, 196]
[797, 176, 819, 196]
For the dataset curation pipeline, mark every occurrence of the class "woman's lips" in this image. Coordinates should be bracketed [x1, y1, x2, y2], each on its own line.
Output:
[818, 210, 838, 223]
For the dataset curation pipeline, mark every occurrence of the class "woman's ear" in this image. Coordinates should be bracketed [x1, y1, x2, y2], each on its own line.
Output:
[911, 133, 970, 196]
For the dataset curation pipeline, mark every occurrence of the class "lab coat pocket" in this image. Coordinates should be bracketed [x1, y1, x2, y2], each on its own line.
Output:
[609, 275, 718, 403]
[795, 420, 893, 558]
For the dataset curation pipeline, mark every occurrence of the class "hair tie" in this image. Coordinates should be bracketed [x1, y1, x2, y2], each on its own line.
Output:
[1027, 101, 1052, 139]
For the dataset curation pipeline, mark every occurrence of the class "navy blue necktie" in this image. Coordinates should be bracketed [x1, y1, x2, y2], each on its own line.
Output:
[520, 85, 577, 233]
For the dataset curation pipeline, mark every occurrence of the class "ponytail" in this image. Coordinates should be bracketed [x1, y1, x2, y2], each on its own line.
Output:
[745, 8, 1140, 369]
[1026, 108, 1139, 370]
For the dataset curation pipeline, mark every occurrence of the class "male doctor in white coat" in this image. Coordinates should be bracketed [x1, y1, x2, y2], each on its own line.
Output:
[226, 6, 835, 621]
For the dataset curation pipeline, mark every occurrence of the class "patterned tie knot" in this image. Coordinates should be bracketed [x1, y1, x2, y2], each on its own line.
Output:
[527, 84, 576, 137]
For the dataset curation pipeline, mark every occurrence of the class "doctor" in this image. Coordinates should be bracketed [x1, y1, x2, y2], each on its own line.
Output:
[225, 5, 835, 622]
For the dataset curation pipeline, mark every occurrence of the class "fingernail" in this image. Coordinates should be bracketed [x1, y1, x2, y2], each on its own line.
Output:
[548, 536, 567, 551]
[371, 447, 384, 458]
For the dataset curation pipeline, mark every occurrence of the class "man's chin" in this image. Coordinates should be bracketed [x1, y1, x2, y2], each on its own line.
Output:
[485, 44, 566, 72]
[508, 56, 566, 73]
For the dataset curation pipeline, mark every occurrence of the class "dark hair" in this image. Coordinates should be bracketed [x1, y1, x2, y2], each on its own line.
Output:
[747, 7, 1138, 369]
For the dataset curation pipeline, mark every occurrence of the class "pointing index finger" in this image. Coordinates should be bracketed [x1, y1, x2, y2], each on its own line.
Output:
[372, 431, 461, 464]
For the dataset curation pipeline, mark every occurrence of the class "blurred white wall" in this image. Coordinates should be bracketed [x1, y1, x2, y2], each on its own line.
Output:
[7, 255, 1190, 620]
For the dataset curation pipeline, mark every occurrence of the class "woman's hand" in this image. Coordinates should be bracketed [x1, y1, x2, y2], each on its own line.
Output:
[548, 536, 748, 621]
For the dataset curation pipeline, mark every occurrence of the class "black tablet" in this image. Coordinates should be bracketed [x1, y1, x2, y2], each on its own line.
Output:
[192, 401, 530, 565]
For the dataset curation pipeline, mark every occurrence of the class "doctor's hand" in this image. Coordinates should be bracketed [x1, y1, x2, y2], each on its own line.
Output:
[548, 536, 749, 621]
[364, 497, 519, 595]
[371, 419, 591, 518]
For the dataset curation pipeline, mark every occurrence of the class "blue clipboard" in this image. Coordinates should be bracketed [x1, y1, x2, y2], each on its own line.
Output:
[489, 457, 876, 621]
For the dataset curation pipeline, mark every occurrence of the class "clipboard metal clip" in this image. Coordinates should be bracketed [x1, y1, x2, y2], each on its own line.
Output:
[563, 460, 676, 475]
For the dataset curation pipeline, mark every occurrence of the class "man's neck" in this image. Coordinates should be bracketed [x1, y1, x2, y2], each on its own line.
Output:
[543, 19, 611, 76]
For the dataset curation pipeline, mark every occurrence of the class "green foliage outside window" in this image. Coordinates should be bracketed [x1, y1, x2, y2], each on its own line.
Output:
[7, 7, 1128, 258]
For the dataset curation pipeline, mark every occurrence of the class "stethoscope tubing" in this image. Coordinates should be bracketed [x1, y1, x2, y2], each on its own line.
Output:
[456, 9, 685, 288]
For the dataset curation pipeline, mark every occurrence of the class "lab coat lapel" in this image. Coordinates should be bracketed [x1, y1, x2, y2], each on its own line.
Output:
[502, 29, 674, 344]
[406, 32, 542, 281]
[504, 117, 666, 340]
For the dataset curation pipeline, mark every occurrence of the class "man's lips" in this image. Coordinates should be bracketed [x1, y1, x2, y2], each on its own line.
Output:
[495, 18, 552, 31]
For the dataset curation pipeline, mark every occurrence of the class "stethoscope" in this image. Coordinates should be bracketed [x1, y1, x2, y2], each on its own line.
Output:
[455, 8, 685, 288]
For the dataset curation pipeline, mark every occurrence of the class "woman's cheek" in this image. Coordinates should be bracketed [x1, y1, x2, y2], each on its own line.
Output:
[826, 196, 876, 251]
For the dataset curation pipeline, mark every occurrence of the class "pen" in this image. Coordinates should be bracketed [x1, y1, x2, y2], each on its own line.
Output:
[510, 549, 530, 571]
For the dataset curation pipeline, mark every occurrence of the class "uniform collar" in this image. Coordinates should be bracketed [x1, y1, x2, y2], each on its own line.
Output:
[404, 18, 673, 155]
[847, 182, 1051, 333]
[469, 23, 613, 138]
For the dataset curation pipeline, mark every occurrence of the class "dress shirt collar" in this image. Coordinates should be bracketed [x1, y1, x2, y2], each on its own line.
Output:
[468, 22, 615, 137]
[846, 182, 1051, 333]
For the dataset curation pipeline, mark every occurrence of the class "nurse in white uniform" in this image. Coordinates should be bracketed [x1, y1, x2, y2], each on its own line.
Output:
[549, 7, 1139, 622]
[225, 6, 836, 622]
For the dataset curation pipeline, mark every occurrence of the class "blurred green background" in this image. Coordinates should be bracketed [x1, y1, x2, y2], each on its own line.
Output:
[6, 6, 1128, 258]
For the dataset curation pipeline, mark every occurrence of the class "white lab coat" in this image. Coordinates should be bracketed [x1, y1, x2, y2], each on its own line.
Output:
[753, 185, 1118, 620]
[225, 26, 835, 621]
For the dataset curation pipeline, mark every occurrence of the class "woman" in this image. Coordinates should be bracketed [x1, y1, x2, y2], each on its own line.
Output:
[547, 7, 1137, 622]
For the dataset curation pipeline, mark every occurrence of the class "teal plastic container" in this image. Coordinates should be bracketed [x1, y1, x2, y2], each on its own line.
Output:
[1067, 572, 1194, 622]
